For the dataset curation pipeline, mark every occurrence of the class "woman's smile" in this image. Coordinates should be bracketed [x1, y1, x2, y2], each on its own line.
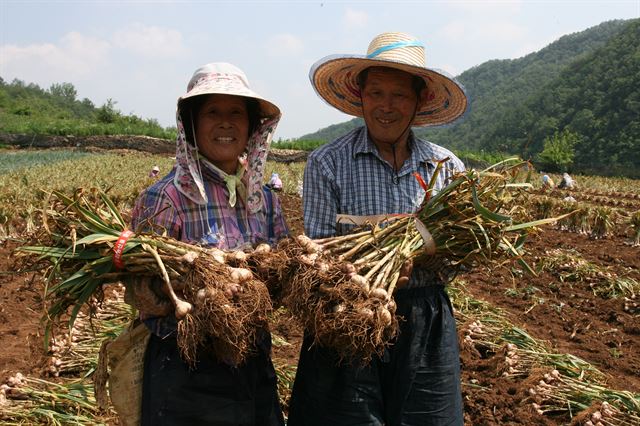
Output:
[195, 94, 250, 174]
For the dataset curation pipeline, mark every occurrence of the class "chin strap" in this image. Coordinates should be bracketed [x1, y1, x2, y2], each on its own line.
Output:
[390, 100, 420, 185]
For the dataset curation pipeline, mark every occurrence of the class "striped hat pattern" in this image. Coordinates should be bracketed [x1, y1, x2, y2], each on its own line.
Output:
[310, 32, 469, 127]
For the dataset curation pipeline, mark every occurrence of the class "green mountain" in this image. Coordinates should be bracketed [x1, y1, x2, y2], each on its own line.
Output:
[0, 79, 175, 139]
[489, 19, 640, 176]
[301, 19, 639, 177]
[298, 118, 364, 144]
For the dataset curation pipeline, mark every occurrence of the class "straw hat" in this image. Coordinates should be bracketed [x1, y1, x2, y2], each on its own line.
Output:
[310, 32, 468, 127]
[178, 62, 280, 120]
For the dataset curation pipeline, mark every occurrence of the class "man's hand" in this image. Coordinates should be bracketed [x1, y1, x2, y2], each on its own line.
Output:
[395, 258, 414, 290]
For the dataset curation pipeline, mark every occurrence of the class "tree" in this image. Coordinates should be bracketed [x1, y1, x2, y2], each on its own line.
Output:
[97, 98, 119, 123]
[535, 129, 580, 172]
[49, 82, 77, 102]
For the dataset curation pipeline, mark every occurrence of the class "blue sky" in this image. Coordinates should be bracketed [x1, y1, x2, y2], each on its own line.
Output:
[1, 0, 638, 139]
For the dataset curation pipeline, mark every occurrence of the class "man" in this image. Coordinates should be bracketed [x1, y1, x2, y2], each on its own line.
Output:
[288, 32, 469, 426]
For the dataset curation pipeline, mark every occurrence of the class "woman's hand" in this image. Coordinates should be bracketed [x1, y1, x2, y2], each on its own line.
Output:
[124, 276, 173, 317]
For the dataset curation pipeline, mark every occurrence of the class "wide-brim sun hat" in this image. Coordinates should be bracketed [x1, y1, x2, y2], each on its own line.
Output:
[178, 62, 280, 120]
[310, 32, 468, 127]
[172, 62, 282, 214]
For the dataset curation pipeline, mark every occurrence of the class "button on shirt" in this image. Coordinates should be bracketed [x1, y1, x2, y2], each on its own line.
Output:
[302, 126, 464, 287]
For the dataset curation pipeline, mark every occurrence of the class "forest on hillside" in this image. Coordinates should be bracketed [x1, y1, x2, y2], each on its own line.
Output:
[301, 19, 640, 177]
[0, 78, 175, 139]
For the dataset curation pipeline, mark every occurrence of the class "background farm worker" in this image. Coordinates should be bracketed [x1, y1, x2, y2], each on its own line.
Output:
[541, 174, 555, 190]
[268, 171, 283, 191]
[288, 32, 468, 426]
[296, 179, 304, 197]
[148, 165, 160, 178]
[558, 172, 576, 189]
[129, 62, 288, 425]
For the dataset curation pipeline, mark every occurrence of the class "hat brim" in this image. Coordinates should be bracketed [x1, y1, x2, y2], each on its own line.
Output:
[178, 84, 280, 120]
[310, 54, 468, 127]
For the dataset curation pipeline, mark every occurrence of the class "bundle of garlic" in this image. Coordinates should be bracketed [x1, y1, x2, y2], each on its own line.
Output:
[255, 159, 563, 363]
[16, 188, 272, 366]
[528, 370, 640, 425]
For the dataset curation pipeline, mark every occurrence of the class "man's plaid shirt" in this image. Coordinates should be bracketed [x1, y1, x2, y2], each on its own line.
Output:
[302, 126, 465, 287]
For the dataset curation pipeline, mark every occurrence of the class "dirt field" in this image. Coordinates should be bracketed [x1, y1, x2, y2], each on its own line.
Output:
[1, 192, 639, 425]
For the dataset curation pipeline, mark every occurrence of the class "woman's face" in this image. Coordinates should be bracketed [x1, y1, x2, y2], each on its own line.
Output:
[195, 94, 250, 174]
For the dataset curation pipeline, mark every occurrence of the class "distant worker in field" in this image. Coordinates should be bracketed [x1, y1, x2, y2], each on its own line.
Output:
[289, 32, 469, 426]
[148, 165, 160, 178]
[296, 179, 304, 197]
[267, 172, 283, 191]
[558, 172, 576, 189]
[541, 174, 555, 190]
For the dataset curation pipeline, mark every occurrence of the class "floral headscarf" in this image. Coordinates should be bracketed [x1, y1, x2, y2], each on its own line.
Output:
[173, 63, 281, 214]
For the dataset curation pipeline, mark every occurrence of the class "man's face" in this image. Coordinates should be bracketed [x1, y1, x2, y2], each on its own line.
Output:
[360, 67, 422, 147]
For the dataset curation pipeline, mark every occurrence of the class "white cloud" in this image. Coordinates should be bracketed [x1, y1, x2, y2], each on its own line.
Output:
[0, 32, 110, 83]
[446, 0, 523, 14]
[482, 22, 527, 41]
[435, 63, 460, 78]
[343, 8, 368, 29]
[265, 34, 304, 57]
[113, 23, 186, 58]
[440, 19, 526, 43]
[441, 21, 467, 41]
[510, 33, 563, 59]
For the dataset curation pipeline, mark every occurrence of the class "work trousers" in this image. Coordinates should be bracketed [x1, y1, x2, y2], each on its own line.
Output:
[141, 332, 285, 426]
[288, 285, 463, 426]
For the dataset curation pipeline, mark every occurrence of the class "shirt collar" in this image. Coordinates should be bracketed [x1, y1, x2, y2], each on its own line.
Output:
[353, 126, 438, 169]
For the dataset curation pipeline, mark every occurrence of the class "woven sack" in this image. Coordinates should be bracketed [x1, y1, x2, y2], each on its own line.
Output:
[95, 320, 150, 426]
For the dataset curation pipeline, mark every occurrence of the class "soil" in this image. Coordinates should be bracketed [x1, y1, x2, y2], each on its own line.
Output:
[0, 134, 308, 162]
[1, 192, 639, 425]
[0, 133, 175, 154]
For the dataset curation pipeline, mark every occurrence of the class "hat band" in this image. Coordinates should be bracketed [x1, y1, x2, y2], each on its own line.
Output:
[366, 40, 424, 59]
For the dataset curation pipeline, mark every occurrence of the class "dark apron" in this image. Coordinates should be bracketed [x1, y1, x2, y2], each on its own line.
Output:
[141, 331, 284, 426]
[288, 285, 463, 426]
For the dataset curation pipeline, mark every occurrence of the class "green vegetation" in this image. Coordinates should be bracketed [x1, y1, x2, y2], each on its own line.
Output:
[0, 78, 176, 139]
[297, 118, 364, 144]
[0, 150, 307, 234]
[299, 19, 640, 178]
[535, 129, 580, 172]
[0, 150, 92, 174]
[488, 19, 640, 177]
[272, 139, 325, 151]
[455, 150, 515, 170]
[0, 151, 174, 234]
[2, 19, 638, 178]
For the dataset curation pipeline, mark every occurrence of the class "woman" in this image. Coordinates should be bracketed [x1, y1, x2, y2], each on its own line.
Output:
[130, 62, 288, 426]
